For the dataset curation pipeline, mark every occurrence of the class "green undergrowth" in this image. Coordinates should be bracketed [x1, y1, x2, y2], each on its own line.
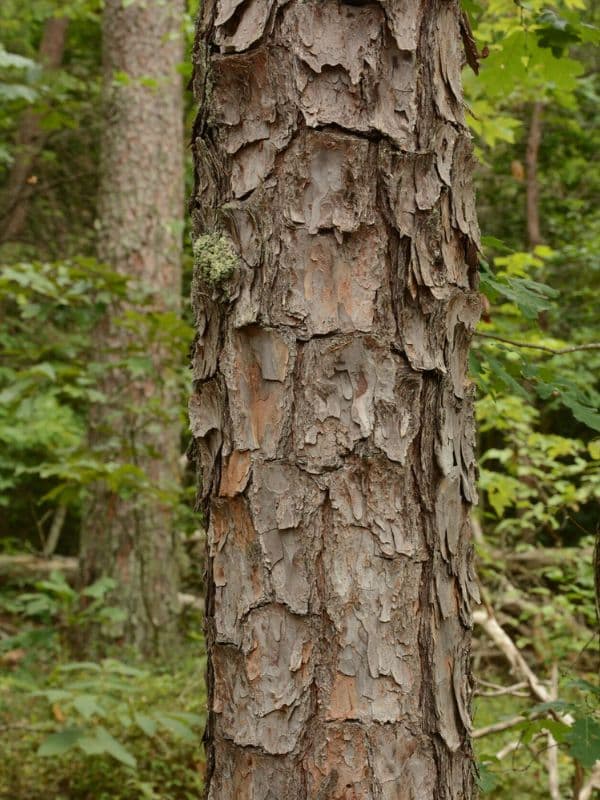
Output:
[473, 668, 600, 797]
[0, 604, 206, 800]
[0, 651, 206, 800]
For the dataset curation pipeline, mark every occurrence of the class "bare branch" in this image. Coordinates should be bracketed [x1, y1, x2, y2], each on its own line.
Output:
[476, 679, 529, 698]
[547, 663, 561, 800]
[42, 504, 67, 558]
[496, 739, 521, 761]
[473, 608, 574, 724]
[476, 332, 600, 355]
[473, 714, 527, 739]
[578, 763, 600, 800]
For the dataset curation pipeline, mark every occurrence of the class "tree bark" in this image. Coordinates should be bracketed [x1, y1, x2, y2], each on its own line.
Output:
[80, 0, 184, 655]
[525, 101, 544, 250]
[0, 16, 68, 243]
[190, 0, 481, 796]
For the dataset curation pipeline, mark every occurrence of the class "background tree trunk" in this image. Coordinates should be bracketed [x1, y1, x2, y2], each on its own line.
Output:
[190, 0, 481, 796]
[526, 101, 544, 250]
[80, 0, 184, 655]
[0, 16, 68, 243]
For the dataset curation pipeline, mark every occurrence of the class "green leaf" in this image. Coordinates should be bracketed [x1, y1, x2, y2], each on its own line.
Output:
[136, 782, 160, 800]
[134, 713, 157, 737]
[101, 659, 147, 677]
[31, 689, 71, 702]
[154, 713, 195, 742]
[476, 760, 499, 793]
[98, 606, 127, 624]
[58, 661, 102, 672]
[460, 0, 483, 15]
[167, 711, 204, 726]
[567, 717, 600, 769]
[93, 726, 137, 768]
[0, 144, 13, 165]
[480, 263, 558, 319]
[567, 679, 600, 698]
[476, 29, 583, 106]
[482, 352, 529, 400]
[514, 718, 570, 744]
[560, 395, 600, 433]
[588, 441, 600, 460]
[38, 727, 83, 757]
[76, 734, 107, 756]
[536, 11, 581, 57]
[0, 46, 37, 70]
[481, 236, 514, 254]
[0, 83, 38, 102]
[529, 700, 573, 715]
[73, 694, 105, 720]
[82, 576, 116, 599]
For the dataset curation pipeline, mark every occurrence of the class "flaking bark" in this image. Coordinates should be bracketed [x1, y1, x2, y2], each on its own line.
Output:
[190, 0, 481, 796]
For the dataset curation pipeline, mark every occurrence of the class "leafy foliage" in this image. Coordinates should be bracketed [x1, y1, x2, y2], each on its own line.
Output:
[465, 1, 600, 796]
[1, 653, 206, 800]
[0, 257, 195, 554]
[0, 572, 127, 656]
[33, 659, 204, 767]
[0, 574, 206, 799]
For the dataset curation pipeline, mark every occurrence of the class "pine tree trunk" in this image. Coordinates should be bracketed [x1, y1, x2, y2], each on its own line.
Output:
[80, 0, 184, 655]
[190, 0, 481, 795]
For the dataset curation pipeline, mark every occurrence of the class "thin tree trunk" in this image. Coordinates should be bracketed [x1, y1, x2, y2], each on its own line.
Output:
[43, 504, 67, 558]
[0, 17, 68, 243]
[191, 0, 481, 796]
[526, 101, 544, 250]
[80, 0, 184, 655]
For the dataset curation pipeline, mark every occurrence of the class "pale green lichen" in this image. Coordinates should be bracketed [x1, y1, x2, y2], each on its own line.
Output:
[193, 232, 239, 286]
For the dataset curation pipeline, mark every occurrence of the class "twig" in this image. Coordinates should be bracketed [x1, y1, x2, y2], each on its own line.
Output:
[578, 762, 600, 800]
[43, 504, 67, 558]
[473, 714, 527, 738]
[474, 609, 551, 702]
[547, 663, 561, 800]
[473, 608, 574, 724]
[475, 332, 600, 355]
[477, 678, 527, 691]
[496, 738, 522, 761]
[496, 730, 557, 767]
[476, 680, 529, 697]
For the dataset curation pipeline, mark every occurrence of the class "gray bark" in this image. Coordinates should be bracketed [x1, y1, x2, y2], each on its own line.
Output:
[190, 0, 481, 795]
[80, 0, 184, 655]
